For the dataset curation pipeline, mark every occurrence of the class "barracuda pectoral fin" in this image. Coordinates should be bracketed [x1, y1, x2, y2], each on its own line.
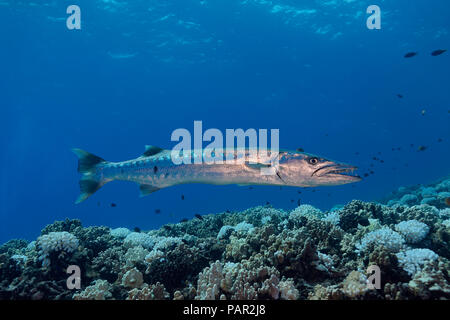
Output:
[245, 161, 286, 184]
[142, 145, 164, 157]
[139, 184, 161, 196]
[276, 171, 286, 184]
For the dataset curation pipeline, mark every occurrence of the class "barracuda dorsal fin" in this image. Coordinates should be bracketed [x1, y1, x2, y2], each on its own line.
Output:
[143, 145, 164, 157]
[139, 184, 160, 196]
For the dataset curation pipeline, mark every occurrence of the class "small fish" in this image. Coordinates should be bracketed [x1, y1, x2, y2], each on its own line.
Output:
[397, 94, 403, 98]
[133, 227, 141, 233]
[417, 145, 427, 152]
[155, 209, 161, 214]
[194, 214, 203, 220]
[364, 173, 369, 177]
[290, 199, 294, 203]
[296, 147, 304, 152]
[297, 199, 301, 206]
[445, 197, 450, 207]
[380, 160, 384, 163]
[421, 109, 426, 116]
[180, 218, 188, 223]
[431, 49, 447, 56]
[437, 138, 443, 143]
[163, 225, 172, 231]
[404, 52, 418, 58]
[181, 194, 185, 200]
[110, 203, 117, 207]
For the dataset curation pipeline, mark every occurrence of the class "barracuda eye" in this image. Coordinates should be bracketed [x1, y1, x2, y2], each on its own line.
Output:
[308, 157, 319, 165]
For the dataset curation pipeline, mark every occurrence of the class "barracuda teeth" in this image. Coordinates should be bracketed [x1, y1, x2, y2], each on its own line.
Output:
[328, 167, 357, 176]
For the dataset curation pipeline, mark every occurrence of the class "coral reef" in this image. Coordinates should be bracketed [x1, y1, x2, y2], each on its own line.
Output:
[37, 232, 79, 268]
[127, 282, 169, 300]
[73, 280, 113, 300]
[383, 176, 450, 210]
[396, 249, 438, 276]
[394, 220, 429, 244]
[195, 260, 299, 300]
[0, 176, 449, 300]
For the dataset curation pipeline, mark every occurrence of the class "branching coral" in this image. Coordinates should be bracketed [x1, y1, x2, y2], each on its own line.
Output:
[395, 220, 429, 244]
[396, 249, 438, 276]
[73, 280, 112, 300]
[121, 268, 144, 289]
[127, 282, 169, 300]
[36, 232, 79, 267]
[195, 260, 299, 300]
[356, 227, 405, 254]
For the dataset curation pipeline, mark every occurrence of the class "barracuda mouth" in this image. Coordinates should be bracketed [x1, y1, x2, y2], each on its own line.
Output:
[312, 164, 361, 179]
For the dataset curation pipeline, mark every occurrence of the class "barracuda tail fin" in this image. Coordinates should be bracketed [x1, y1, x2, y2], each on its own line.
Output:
[72, 148, 108, 204]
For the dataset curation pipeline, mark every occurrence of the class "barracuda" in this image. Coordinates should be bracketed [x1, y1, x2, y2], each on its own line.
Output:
[72, 146, 361, 204]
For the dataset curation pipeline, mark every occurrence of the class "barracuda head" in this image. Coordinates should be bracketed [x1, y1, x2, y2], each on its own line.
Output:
[277, 151, 362, 187]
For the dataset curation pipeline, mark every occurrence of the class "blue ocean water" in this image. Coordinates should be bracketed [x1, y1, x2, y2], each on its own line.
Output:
[0, 0, 448, 244]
